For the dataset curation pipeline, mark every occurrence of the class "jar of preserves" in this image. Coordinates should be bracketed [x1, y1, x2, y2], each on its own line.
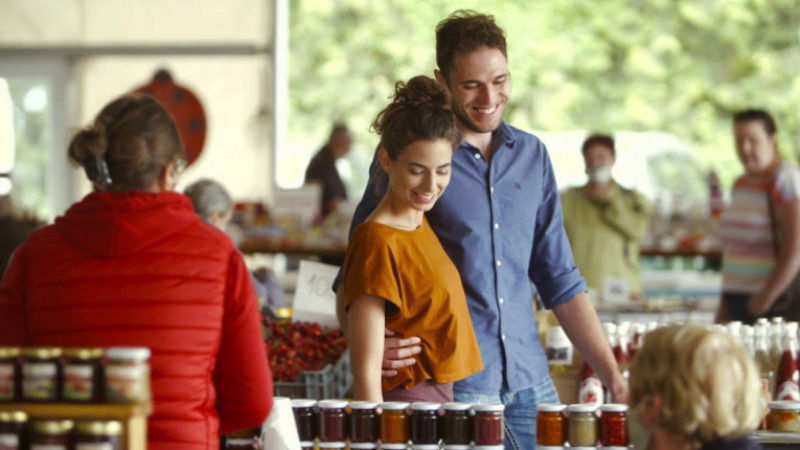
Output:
[442, 402, 472, 445]
[442, 445, 470, 450]
[0, 348, 21, 402]
[104, 347, 151, 403]
[349, 443, 378, 450]
[536, 403, 567, 446]
[63, 348, 104, 403]
[349, 400, 378, 443]
[0, 411, 27, 450]
[380, 444, 409, 450]
[22, 347, 62, 402]
[317, 442, 347, 449]
[291, 399, 317, 442]
[472, 446, 505, 450]
[410, 402, 440, 444]
[74, 420, 122, 450]
[30, 420, 73, 450]
[380, 401, 410, 444]
[599, 403, 629, 446]
[473, 403, 504, 446]
[567, 403, 598, 447]
[317, 399, 348, 442]
[410, 445, 439, 450]
[299, 441, 315, 450]
[766, 400, 800, 431]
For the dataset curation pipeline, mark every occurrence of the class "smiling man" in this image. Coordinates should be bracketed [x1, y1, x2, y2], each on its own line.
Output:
[335, 10, 626, 449]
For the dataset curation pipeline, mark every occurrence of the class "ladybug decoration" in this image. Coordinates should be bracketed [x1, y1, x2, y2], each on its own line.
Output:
[133, 69, 207, 167]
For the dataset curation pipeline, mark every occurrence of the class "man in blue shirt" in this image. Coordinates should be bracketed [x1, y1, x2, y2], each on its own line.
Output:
[335, 10, 627, 448]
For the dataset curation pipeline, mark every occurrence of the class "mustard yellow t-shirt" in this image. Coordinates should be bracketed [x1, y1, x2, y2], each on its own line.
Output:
[343, 217, 484, 392]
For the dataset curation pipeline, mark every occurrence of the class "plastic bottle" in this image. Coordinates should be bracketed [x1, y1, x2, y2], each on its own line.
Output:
[775, 329, 800, 401]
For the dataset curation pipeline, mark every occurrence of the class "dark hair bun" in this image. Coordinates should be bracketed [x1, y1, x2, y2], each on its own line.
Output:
[392, 75, 450, 111]
[67, 124, 108, 181]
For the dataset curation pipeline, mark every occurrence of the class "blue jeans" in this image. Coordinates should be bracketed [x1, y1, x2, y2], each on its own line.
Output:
[454, 377, 560, 450]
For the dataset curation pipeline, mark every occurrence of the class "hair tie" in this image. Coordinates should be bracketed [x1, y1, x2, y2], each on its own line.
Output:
[95, 153, 113, 186]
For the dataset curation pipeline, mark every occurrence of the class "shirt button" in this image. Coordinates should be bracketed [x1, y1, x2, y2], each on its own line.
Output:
[496, 260, 502, 267]
[499, 298, 504, 305]
[501, 334, 506, 341]
[490, 186, 494, 193]
[474, 153, 481, 159]
[494, 223, 500, 229]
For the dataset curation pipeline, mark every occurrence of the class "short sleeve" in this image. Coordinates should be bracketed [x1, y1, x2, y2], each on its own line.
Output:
[773, 162, 800, 204]
[342, 224, 403, 311]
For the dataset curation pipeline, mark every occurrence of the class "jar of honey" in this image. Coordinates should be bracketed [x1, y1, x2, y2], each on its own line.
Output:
[0, 411, 27, 450]
[380, 401, 410, 444]
[290, 399, 317, 442]
[767, 400, 800, 431]
[599, 403, 629, 446]
[104, 347, 151, 403]
[473, 403, 505, 446]
[349, 400, 378, 443]
[442, 402, 472, 445]
[62, 348, 104, 403]
[317, 399, 348, 442]
[0, 348, 21, 402]
[74, 420, 122, 450]
[22, 347, 62, 402]
[567, 403, 598, 447]
[536, 403, 567, 446]
[410, 402, 440, 444]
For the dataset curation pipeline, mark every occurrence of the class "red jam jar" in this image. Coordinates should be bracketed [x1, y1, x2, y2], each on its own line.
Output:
[62, 348, 104, 403]
[410, 402, 441, 444]
[442, 402, 472, 445]
[0, 348, 21, 402]
[299, 441, 315, 450]
[291, 399, 317, 442]
[349, 443, 378, 450]
[317, 399, 348, 442]
[473, 403, 505, 446]
[22, 347, 62, 402]
[536, 403, 567, 446]
[349, 400, 378, 443]
[599, 403, 629, 446]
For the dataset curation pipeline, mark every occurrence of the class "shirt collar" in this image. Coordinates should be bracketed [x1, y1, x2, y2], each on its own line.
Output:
[457, 121, 516, 156]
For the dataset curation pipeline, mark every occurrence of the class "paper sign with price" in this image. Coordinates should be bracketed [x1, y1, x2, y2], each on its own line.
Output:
[292, 260, 340, 329]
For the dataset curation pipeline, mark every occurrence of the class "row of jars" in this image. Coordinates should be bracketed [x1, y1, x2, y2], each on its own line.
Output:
[536, 403, 629, 447]
[0, 411, 123, 450]
[0, 346, 151, 404]
[291, 399, 504, 448]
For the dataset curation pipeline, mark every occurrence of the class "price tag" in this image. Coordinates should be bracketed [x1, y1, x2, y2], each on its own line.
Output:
[292, 260, 340, 328]
[602, 277, 630, 305]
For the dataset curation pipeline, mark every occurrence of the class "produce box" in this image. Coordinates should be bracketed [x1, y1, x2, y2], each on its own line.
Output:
[273, 349, 352, 399]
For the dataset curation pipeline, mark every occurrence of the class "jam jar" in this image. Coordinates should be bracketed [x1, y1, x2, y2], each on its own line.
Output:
[442, 402, 472, 445]
[473, 403, 505, 446]
[74, 420, 122, 450]
[0, 411, 27, 450]
[291, 399, 317, 442]
[567, 403, 599, 447]
[299, 442, 315, 450]
[22, 347, 62, 402]
[767, 400, 800, 431]
[62, 348, 104, 403]
[317, 399, 348, 442]
[599, 403, 629, 446]
[410, 402, 440, 445]
[316, 442, 347, 449]
[349, 400, 379, 443]
[536, 403, 567, 446]
[380, 401, 410, 444]
[349, 443, 378, 450]
[104, 347, 151, 403]
[30, 420, 73, 450]
[0, 348, 21, 402]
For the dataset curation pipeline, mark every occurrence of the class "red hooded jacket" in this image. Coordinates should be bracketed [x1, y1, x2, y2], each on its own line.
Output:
[0, 191, 272, 450]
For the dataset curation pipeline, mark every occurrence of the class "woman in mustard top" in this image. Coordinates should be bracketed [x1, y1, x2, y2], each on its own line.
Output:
[343, 75, 483, 403]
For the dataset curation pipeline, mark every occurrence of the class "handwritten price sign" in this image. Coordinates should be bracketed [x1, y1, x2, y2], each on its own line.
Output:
[292, 260, 340, 329]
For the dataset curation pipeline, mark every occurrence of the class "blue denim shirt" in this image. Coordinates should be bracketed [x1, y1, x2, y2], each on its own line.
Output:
[336, 121, 586, 394]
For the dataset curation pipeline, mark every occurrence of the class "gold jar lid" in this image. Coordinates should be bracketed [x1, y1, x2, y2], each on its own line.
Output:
[76, 420, 123, 436]
[0, 347, 21, 358]
[64, 348, 104, 360]
[32, 420, 73, 435]
[22, 347, 62, 359]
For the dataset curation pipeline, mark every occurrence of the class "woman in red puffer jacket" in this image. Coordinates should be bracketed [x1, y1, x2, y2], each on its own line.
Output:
[0, 93, 272, 450]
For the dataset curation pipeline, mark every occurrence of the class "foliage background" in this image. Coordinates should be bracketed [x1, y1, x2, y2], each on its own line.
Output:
[288, 0, 800, 196]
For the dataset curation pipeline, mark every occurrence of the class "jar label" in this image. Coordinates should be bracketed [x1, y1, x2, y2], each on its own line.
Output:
[75, 443, 114, 450]
[578, 375, 604, 405]
[0, 363, 14, 401]
[546, 326, 573, 366]
[63, 365, 95, 401]
[0, 433, 19, 448]
[777, 381, 800, 401]
[22, 362, 57, 400]
[105, 364, 146, 402]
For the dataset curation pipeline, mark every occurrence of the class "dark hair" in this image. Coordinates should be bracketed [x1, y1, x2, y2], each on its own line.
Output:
[733, 109, 777, 136]
[581, 133, 615, 157]
[67, 93, 185, 192]
[371, 75, 460, 161]
[436, 10, 507, 79]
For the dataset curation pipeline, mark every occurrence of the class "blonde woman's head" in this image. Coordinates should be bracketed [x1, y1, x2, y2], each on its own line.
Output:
[628, 322, 761, 446]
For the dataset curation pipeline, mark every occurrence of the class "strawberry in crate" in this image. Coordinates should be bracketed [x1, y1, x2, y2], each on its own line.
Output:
[263, 316, 347, 382]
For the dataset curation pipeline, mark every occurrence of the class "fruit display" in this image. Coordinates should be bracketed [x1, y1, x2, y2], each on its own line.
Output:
[263, 318, 347, 382]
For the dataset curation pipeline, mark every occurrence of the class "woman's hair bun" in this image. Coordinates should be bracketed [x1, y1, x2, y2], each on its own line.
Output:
[392, 75, 450, 110]
[67, 124, 108, 173]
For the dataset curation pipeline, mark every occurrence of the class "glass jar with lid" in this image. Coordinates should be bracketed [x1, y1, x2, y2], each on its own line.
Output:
[31, 420, 73, 450]
[22, 347, 62, 402]
[410, 402, 440, 445]
[536, 403, 567, 446]
[567, 404, 599, 447]
[317, 399, 348, 442]
[442, 402, 472, 445]
[349, 443, 378, 450]
[380, 401, 411, 444]
[317, 442, 347, 449]
[0, 348, 21, 402]
[0, 411, 27, 450]
[349, 400, 378, 443]
[473, 403, 505, 446]
[74, 420, 122, 450]
[767, 400, 800, 431]
[599, 403, 629, 446]
[104, 347, 151, 403]
[290, 399, 317, 442]
[62, 348, 104, 403]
